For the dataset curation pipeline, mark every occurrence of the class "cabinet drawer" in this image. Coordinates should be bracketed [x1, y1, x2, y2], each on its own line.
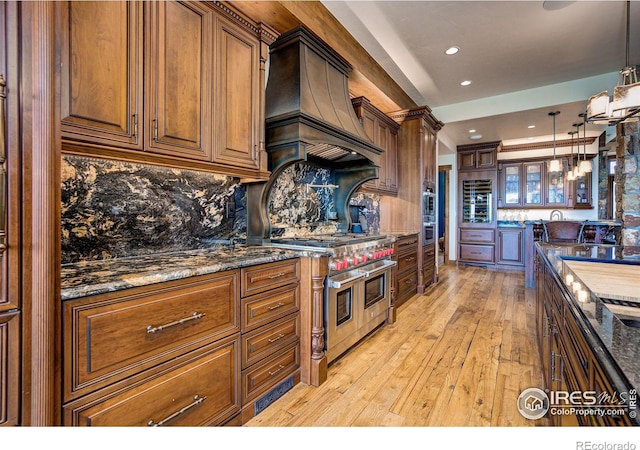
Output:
[241, 259, 300, 298]
[396, 235, 419, 253]
[241, 284, 299, 332]
[397, 270, 418, 298]
[241, 313, 300, 369]
[563, 308, 590, 386]
[64, 271, 239, 399]
[459, 244, 495, 263]
[0, 311, 20, 426]
[242, 343, 299, 403]
[64, 335, 241, 426]
[397, 250, 418, 274]
[460, 229, 495, 243]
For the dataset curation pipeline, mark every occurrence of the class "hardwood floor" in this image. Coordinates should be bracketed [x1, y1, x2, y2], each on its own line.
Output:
[244, 263, 549, 427]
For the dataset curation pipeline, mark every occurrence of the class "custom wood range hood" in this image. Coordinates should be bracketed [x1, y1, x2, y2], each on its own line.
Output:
[246, 26, 385, 243]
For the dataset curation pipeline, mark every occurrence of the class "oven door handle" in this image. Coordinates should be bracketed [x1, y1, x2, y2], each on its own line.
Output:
[362, 260, 397, 277]
[327, 272, 366, 289]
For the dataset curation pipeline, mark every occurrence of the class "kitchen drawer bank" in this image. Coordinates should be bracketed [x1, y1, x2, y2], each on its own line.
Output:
[61, 247, 308, 426]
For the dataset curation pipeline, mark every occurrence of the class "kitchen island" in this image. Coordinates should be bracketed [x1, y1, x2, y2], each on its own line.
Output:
[535, 242, 639, 426]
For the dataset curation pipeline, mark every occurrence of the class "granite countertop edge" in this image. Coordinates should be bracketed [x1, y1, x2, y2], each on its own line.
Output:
[61, 246, 312, 301]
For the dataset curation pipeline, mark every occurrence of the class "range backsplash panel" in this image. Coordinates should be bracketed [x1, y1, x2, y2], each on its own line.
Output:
[267, 162, 380, 237]
[61, 155, 246, 263]
[268, 162, 338, 237]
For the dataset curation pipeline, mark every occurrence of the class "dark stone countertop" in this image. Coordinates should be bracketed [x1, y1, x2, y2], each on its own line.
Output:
[61, 245, 309, 301]
[536, 242, 640, 399]
[498, 219, 622, 228]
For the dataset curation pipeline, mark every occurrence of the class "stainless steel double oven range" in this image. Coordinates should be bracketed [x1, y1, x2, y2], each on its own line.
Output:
[271, 234, 396, 363]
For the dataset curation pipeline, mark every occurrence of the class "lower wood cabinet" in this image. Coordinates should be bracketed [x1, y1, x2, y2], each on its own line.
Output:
[535, 252, 634, 427]
[63, 334, 241, 426]
[423, 243, 436, 288]
[458, 227, 495, 265]
[0, 311, 20, 426]
[63, 258, 302, 426]
[394, 234, 419, 308]
[497, 226, 524, 267]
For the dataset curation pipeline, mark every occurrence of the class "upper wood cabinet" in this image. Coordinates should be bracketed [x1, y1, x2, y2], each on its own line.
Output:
[60, 1, 144, 149]
[213, 15, 260, 170]
[352, 97, 399, 195]
[60, 1, 275, 177]
[497, 156, 592, 209]
[146, 1, 212, 160]
[457, 141, 500, 171]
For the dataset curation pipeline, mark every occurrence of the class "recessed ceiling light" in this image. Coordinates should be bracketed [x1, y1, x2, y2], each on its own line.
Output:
[469, 134, 483, 140]
[445, 46, 460, 55]
[460, 80, 472, 86]
[528, 125, 536, 129]
[468, 129, 476, 133]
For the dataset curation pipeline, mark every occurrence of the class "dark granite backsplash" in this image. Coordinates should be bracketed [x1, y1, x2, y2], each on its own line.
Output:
[267, 162, 381, 237]
[61, 155, 246, 263]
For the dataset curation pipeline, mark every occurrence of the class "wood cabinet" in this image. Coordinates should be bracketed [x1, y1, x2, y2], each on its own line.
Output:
[60, 0, 274, 177]
[60, 1, 144, 149]
[239, 259, 301, 423]
[63, 271, 242, 425]
[63, 258, 302, 426]
[422, 243, 436, 288]
[535, 251, 634, 427]
[498, 157, 593, 209]
[393, 234, 419, 308]
[457, 141, 500, 171]
[457, 160, 497, 266]
[0, 312, 19, 426]
[146, 1, 212, 159]
[497, 226, 524, 267]
[352, 97, 400, 195]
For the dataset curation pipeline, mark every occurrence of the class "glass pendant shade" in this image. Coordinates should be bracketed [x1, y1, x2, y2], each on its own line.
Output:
[567, 168, 576, 181]
[579, 159, 592, 173]
[548, 159, 561, 172]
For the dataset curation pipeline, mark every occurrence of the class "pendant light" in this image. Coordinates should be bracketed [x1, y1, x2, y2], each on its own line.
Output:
[548, 111, 561, 173]
[578, 113, 592, 173]
[567, 130, 577, 181]
[587, 1, 640, 124]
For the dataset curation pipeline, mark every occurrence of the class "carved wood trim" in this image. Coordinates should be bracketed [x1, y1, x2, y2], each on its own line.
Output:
[501, 136, 597, 152]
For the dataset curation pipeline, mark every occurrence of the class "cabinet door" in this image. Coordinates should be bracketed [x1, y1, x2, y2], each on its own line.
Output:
[476, 148, 496, 169]
[458, 150, 476, 171]
[497, 228, 523, 266]
[61, 1, 143, 149]
[146, 1, 212, 159]
[377, 121, 391, 190]
[523, 162, 543, 207]
[387, 127, 398, 191]
[0, 311, 19, 426]
[573, 172, 592, 208]
[546, 159, 568, 206]
[213, 16, 260, 170]
[501, 163, 522, 207]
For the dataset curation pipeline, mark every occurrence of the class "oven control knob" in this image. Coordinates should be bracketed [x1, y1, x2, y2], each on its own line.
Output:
[329, 261, 338, 271]
[361, 254, 368, 263]
[353, 255, 361, 265]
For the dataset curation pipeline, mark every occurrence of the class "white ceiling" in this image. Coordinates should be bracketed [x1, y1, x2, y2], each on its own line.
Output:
[321, 0, 640, 153]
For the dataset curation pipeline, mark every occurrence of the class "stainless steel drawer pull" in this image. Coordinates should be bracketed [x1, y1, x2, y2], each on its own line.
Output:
[268, 364, 285, 376]
[267, 302, 285, 311]
[147, 395, 206, 427]
[146, 312, 205, 334]
[268, 333, 285, 343]
[268, 272, 286, 279]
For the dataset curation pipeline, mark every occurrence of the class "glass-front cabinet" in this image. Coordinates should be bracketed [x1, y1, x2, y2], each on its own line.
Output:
[524, 162, 543, 207]
[546, 159, 567, 206]
[498, 157, 591, 209]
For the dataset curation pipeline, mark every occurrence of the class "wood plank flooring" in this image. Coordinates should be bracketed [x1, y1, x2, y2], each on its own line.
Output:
[244, 263, 549, 427]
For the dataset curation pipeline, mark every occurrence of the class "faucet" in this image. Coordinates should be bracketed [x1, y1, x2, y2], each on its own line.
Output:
[549, 210, 563, 221]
